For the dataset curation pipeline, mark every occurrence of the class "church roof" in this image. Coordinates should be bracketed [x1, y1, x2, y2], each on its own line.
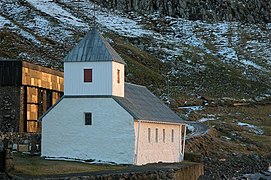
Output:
[114, 83, 184, 124]
[64, 29, 125, 64]
[39, 83, 184, 124]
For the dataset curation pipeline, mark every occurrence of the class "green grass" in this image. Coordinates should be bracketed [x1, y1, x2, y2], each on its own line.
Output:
[12, 152, 126, 176]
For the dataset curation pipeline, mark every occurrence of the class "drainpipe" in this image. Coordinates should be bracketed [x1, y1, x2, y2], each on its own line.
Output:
[135, 120, 141, 165]
[182, 124, 187, 160]
[179, 124, 182, 161]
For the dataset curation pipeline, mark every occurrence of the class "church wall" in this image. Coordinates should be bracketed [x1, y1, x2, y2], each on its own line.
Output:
[112, 62, 124, 97]
[134, 121, 184, 165]
[41, 97, 135, 164]
[64, 62, 113, 96]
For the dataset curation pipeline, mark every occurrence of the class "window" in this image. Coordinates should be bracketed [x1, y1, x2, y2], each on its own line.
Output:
[171, 129, 174, 142]
[117, 69, 120, 83]
[148, 128, 151, 143]
[163, 129, 165, 143]
[84, 69, 92, 82]
[155, 128, 158, 143]
[85, 113, 92, 125]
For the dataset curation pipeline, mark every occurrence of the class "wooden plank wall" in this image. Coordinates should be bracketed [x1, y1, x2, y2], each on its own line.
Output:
[26, 87, 39, 132]
[21, 62, 64, 133]
[22, 67, 64, 92]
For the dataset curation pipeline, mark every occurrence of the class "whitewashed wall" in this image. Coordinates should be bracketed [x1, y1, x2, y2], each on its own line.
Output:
[112, 62, 124, 97]
[42, 97, 135, 164]
[64, 62, 112, 96]
[134, 121, 184, 165]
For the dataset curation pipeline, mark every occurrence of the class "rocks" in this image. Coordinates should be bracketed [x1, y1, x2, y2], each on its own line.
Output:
[0, 87, 20, 132]
[94, 0, 271, 23]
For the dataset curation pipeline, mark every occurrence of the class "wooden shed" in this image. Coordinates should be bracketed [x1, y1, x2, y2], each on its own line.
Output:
[0, 60, 64, 133]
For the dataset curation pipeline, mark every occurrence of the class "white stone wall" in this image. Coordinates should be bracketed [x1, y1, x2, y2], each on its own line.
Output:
[134, 121, 184, 165]
[64, 62, 112, 96]
[41, 97, 135, 164]
[112, 62, 124, 97]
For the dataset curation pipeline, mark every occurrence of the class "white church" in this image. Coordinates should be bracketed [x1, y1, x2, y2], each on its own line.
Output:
[39, 29, 187, 165]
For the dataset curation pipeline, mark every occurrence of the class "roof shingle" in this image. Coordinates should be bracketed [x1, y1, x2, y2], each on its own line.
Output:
[64, 29, 125, 64]
[114, 83, 184, 123]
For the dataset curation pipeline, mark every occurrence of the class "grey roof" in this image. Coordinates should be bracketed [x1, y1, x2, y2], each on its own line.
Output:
[39, 83, 184, 124]
[114, 83, 184, 123]
[64, 29, 125, 64]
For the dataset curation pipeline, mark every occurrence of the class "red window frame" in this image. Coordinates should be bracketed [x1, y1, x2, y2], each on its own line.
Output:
[84, 69, 92, 82]
[117, 69, 120, 83]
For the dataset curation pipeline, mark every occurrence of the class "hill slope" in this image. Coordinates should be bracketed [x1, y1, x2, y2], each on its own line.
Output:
[0, 0, 270, 101]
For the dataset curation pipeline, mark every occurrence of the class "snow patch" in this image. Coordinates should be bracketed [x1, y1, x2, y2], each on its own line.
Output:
[241, 60, 263, 70]
[0, 15, 11, 28]
[198, 117, 216, 123]
[237, 122, 264, 135]
[178, 106, 204, 111]
[178, 106, 204, 117]
[27, 0, 87, 27]
[96, 12, 153, 38]
[45, 157, 117, 165]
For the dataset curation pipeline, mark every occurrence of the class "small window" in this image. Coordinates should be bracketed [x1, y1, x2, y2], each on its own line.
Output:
[155, 128, 158, 143]
[85, 113, 92, 125]
[148, 128, 151, 143]
[163, 129, 165, 143]
[171, 129, 174, 142]
[84, 69, 92, 82]
[117, 69, 120, 83]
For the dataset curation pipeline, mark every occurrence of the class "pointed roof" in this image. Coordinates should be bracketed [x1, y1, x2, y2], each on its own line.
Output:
[64, 29, 125, 64]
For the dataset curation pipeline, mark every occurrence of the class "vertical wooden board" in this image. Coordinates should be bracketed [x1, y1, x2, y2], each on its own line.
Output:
[27, 104, 31, 120]
[33, 88, 38, 103]
[27, 87, 38, 103]
[30, 105, 38, 120]
[22, 68, 26, 84]
[51, 75, 57, 84]
[31, 78, 34, 86]
[27, 121, 38, 133]
[38, 79, 42, 87]
[42, 90, 47, 113]
[52, 92, 60, 105]
[52, 82, 57, 90]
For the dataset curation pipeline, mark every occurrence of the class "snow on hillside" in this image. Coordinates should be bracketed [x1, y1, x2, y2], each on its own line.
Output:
[0, 0, 270, 86]
[27, 0, 86, 27]
[0, 14, 41, 45]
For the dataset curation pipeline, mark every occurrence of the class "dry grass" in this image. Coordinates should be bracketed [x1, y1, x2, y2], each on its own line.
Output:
[12, 152, 126, 176]
[188, 104, 271, 154]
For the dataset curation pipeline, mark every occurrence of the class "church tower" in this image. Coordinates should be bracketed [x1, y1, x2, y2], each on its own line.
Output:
[63, 29, 125, 97]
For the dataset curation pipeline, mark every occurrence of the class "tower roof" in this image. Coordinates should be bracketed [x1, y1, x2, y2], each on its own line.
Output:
[64, 29, 125, 64]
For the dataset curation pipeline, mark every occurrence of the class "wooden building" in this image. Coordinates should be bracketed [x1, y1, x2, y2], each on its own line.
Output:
[0, 60, 63, 133]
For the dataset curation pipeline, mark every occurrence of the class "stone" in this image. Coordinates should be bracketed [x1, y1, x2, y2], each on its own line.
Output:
[18, 144, 28, 152]
[12, 144, 17, 151]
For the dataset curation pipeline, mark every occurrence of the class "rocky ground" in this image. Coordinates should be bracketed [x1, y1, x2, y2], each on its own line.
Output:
[187, 131, 271, 179]
[184, 104, 271, 179]
[95, 0, 271, 23]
